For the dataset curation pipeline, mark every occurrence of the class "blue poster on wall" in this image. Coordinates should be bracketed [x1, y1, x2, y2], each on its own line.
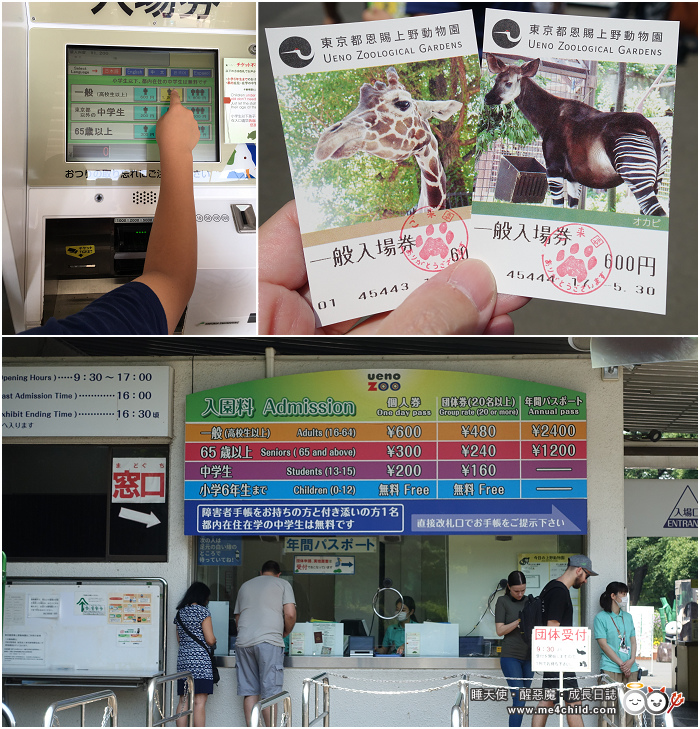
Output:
[197, 535, 242, 566]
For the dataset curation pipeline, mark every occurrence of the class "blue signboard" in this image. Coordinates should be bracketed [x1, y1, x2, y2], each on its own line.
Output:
[185, 370, 588, 536]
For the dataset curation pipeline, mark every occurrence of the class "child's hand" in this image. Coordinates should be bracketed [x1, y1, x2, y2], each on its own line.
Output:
[156, 89, 200, 156]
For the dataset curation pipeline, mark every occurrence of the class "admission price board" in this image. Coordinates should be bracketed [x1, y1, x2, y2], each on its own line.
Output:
[184, 369, 587, 536]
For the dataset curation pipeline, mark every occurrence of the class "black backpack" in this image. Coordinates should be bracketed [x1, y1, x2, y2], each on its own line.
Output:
[519, 581, 565, 647]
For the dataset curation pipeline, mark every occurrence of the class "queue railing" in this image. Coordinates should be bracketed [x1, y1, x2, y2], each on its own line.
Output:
[2, 702, 17, 727]
[450, 675, 469, 727]
[146, 671, 194, 727]
[302, 672, 330, 727]
[43, 690, 117, 727]
[250, 691, 292, 727]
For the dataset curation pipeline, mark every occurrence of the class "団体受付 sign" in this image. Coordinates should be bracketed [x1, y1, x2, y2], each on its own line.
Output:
[532, 626, 591, 673]
[184, 369, 587, 537]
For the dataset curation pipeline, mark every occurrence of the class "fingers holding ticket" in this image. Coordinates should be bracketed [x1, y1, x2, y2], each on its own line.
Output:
[258, 201, 529, 335]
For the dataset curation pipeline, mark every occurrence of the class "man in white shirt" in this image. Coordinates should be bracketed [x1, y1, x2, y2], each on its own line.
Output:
[234, 560, 296, 726]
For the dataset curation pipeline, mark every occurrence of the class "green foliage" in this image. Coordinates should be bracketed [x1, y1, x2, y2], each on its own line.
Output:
[598, 61, 676, 81]
[624, 468, 698, 479]
[627, 536, 699, 606]
[276, 57, 479, 230]
[476, 64, 542, 155]
[595, 63, 675, 116]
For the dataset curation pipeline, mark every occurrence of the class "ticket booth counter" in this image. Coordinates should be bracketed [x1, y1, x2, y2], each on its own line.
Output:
[201, 533, 584, 669]
[3, 2, 256, 333]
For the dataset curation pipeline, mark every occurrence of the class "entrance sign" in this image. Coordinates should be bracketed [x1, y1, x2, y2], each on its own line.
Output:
[2, 366, 171, 437]
[625, 480, 698, 536]
[532, 627, 591, 673]
[185, 369, 587, 536]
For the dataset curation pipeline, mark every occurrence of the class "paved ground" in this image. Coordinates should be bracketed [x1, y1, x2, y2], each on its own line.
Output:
[636, 657, 697, 727]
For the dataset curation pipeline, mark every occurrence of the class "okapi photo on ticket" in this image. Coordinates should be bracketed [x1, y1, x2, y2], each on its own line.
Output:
[477, 53, 673, 217]
[276, 57, 480, 232]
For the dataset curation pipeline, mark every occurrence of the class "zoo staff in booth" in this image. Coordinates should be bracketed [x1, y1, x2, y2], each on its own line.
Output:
[21, 89, 199, 335]
[234, 561, 296, 727]
[375, 596, 419, 655]
[532, 555, 598, 728]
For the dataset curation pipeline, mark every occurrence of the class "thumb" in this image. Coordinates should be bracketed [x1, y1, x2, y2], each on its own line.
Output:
[373, 258, 498, 335]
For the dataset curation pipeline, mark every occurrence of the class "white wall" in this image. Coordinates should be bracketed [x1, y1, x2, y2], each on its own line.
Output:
[4, 353, 624, 727]
[2, 2, 29, 331]
[448, 533, 560, 640]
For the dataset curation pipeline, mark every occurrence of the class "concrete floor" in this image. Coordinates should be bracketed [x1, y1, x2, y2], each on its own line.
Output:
[258, 2, 698, 335]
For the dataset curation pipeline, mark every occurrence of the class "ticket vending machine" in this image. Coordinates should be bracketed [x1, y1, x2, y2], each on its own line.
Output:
[2, 2, 256, 333]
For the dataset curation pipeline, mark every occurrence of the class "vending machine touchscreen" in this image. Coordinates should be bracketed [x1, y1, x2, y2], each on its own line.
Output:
[4, 2, 256, 334]
[66, 45, 219, 163]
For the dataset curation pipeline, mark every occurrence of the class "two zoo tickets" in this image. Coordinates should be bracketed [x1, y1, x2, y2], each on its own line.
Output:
[267, 9, 679, 326]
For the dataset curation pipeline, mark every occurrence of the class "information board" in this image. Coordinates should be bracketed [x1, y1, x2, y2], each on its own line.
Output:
[518, 553, 581, 626]
[532, 626, 591, 673]
[2, 578, 165, 680]
[184, 369, 587, 536]
[2, 366, 171, 437]
[629, 606, 655, 658]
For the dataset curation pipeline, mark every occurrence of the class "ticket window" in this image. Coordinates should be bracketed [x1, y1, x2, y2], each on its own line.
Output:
[194, 536, 449, 653]
[9, 3, 257, 332]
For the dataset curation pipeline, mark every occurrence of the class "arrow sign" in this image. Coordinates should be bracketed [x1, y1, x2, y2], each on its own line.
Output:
[411, 505, 581, 534]
[119, 506, 161, 528]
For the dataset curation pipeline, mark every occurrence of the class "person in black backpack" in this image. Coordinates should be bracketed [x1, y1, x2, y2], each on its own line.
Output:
[495, 570, 533, 727]
[532, 555, 598, 728]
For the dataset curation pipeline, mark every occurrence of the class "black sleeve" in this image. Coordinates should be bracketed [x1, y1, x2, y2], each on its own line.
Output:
[20, 281, 168, 335]
[545, 584, 570, 624]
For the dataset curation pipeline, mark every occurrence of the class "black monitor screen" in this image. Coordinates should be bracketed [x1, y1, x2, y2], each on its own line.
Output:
[66, 45, 219, 163]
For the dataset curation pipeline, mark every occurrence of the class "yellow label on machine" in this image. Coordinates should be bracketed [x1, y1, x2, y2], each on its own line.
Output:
[66, 245, 95, 259]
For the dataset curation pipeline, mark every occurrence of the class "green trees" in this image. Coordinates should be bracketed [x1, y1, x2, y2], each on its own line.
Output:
[276, 56, 479, 230]
[627, 536, 698, 607]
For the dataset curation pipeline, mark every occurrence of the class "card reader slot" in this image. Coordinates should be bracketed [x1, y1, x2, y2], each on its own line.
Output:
[114, 222, 152, 252]
[232, 204, 256, 234]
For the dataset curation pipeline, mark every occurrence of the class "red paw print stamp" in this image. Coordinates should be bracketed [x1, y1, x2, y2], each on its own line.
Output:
[542, 224, 611, 295]
[401, 208, 468, 272]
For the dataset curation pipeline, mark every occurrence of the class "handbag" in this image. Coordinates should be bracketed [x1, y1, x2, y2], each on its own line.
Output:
[175, 610, 220, 685]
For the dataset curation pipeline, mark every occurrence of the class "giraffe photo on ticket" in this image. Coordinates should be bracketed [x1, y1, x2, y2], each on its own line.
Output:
[266, 11, 481, 326]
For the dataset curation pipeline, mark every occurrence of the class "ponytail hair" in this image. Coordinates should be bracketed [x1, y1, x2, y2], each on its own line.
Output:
[505, 570, 526, 596]
[600, 581, 628, 612]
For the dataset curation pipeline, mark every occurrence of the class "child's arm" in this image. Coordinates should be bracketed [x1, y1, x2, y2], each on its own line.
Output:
[134, 89, 200, 333]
